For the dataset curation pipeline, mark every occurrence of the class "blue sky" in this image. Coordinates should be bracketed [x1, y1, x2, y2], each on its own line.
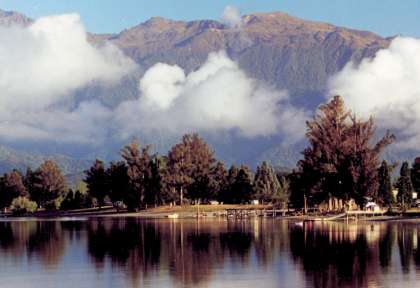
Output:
[0, 0, 419, 37]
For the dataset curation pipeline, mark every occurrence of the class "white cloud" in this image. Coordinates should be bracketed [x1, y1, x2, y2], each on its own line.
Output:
[221, 5, 243, 29]
[115, 51, 308, 141]
[0, 13, 134, 143]
[328, 37, 420, 150]
[0, 13, 307, 146]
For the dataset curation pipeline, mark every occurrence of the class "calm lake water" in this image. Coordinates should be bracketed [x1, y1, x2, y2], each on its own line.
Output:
[0, 218, 420, 288]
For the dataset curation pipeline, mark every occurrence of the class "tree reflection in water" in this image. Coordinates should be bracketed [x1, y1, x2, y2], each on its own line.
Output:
[0, 219, 420, 287]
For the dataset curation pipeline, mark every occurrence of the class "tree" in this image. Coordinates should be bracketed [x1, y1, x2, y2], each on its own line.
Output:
[121, 140, 152, 210]
[219, 165, 239, 204]
[85, 160, 108, 207]
[231, 165, 253, 204]
[377, 161, 394, 206]
[397, 162, 413, 208]
[298, 96, 394, 207]
[24, 167, 37, 199]
[273, 173, 289, 207]
[0, 170, 28, 209]
[288, 170, 306, 209]
[167, 134, 216, 204]
[61, 189, 87, 210]
[107, 161, 129, 203]
[254, 161, 282, 204]
[32, 160, 66, 209]
[145, 155, 169, 207]
[411, 157, 420, 194]
[10, 196, 37, 215]
[209, 161, 228, 202]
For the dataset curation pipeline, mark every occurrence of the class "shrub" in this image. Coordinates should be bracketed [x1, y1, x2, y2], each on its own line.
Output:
[10, 197, 38, 215]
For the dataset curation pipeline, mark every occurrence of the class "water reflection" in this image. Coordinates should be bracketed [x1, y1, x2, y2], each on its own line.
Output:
[0, 219, 420, 287]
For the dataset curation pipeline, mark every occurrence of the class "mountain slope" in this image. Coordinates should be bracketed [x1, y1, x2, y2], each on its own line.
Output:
[104, 12, 389, 108]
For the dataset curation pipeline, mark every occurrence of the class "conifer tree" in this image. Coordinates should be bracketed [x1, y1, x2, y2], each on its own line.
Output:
[232, 165, 253, 204]
[397, 162, 413, 208]
[410, 157, 420, 194]
[210, 161, 228, 202]
[107, 161, 129, 204]
[85, 159, 108, 207]
[219, 165, 239, 203]
[298, 95, 394, 206]
[377, 161, 393, 206]
[254, 161, 282, 204]
[146, 155, 169, 207]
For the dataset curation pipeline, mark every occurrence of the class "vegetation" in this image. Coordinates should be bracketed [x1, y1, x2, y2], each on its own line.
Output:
[10, 196, 38, 215]
[1, 95, 420, 214]
[397, 162, 413, 208]
[377, 161, 394, 206]
[296, 96, 394, 208]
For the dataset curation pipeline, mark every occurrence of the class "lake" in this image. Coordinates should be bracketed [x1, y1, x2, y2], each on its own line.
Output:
[0, 218, 419, 288]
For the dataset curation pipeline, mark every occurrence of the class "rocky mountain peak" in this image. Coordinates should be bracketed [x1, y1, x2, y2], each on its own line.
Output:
[0, 8, 32, 27]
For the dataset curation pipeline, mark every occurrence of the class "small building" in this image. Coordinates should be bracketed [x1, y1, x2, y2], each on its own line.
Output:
[365, 201, 380, 212]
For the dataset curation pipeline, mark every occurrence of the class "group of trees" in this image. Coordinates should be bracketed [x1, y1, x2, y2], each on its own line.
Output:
[2, 95, 420, 214]
[290, 95, 420, 210]
[292, 96, 394, 208]
[84, 134, 288, 211]
[0, 160, 67, 213]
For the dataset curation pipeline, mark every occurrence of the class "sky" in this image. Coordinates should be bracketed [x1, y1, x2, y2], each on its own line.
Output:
[0, 0, 418, 37]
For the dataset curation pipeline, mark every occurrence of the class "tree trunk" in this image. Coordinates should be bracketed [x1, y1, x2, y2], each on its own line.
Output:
[180, 187, 183, 206]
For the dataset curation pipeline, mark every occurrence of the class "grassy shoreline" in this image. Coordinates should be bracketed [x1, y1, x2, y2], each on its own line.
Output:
[2, 205, 420, 221]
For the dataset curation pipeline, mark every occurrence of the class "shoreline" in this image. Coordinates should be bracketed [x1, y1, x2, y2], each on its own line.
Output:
[2, 205, 420, 222]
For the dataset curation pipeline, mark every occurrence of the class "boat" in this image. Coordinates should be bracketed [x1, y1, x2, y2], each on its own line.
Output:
[167, 213, 179, 219]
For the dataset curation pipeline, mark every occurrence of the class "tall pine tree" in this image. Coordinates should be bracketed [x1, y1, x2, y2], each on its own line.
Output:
[299, 96, 394, 206]
[377, 161, 393, 206]
[397, 162, 413, 208]
[254, 161, 282, 204]
[85, 160, 108, 207]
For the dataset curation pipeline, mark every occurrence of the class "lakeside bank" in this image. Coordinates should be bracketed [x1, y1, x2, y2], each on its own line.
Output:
[2, 205, 420, 222]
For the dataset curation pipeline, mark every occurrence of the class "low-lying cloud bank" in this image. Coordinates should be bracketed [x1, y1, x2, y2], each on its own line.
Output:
[0, 13, 308, 146]
[0, 14, 133, 143]
[329, 37, 420, 150]
[116, 51, 307, 141]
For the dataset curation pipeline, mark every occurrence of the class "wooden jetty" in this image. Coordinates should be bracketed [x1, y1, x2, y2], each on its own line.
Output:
[226, 208, 288, 219]
[225, 208, 386, 221]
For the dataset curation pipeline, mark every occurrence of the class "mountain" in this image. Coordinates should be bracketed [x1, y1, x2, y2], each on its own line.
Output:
[0, 9, 32, 27]
[101, 12, 390, 108]
[0, 9, 395, 170]
[0, 145, 90, 176]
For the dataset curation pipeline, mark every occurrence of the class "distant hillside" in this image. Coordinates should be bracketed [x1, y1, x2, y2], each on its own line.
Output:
[0, 145, 90, 176]
[98, 12, 390, 109]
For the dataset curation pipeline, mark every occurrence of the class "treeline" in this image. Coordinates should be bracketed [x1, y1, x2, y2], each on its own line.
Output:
[84, 134, 289, 211]
[289, 96, 420, 210]
[0, 160, 67, 214]
[0, 134, 289, 214]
